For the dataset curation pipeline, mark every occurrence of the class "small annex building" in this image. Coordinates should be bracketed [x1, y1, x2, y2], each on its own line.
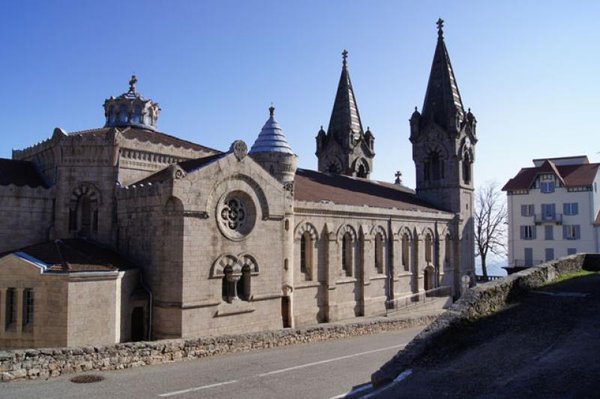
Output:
[0, 21, 477, 349]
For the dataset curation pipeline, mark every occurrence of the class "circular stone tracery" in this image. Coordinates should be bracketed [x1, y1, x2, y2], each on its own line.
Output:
[217, 191, 256, 241]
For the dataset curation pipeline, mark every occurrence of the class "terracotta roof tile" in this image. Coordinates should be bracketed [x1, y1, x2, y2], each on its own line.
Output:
[0, 158, 48, 188]
[6, 239, 136, 272]
[503, 163, 600, 191]
[294, 169, 448, 213]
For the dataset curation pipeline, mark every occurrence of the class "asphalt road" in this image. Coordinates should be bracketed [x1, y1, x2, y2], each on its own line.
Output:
[0, 326, 424, 399]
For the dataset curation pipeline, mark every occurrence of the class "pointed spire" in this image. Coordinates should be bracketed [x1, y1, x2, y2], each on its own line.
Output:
[249, 106, 294, 155]
[327, 49, 363, 141]
[421, 19, 465, 131]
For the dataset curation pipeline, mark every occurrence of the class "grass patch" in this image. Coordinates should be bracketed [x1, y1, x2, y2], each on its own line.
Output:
[544, 270, 597, 286]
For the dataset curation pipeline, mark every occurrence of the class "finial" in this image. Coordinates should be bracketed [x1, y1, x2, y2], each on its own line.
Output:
[468, 107, 471, 113]
[129, 74, 138, 92]
[415, 106, 418, 112]
[436, 18, 444, 37]
[395, 171, 403, 185]
[342, 49, 348, 67]
[269, 104, 275, 116]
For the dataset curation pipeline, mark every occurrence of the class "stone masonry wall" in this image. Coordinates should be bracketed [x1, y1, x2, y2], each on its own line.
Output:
[371, 253, 600, 388]
[0, 314, 437, 382]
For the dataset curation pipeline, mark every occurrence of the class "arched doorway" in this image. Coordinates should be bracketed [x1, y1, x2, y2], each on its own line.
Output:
[424, 265, 435, 292]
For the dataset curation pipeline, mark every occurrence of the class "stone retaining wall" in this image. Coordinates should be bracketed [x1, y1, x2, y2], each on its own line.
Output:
[371, 253, 600, 388]
[0, 313, 437, 382]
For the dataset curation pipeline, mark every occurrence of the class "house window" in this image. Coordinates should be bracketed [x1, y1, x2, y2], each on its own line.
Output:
[342, 232, 353, 276]
[23, 288, 34, 326]
[374, 233, 384, 274]
[425, 233, 433, 263]
[541, 204, 555, 220]
[563, 225, 580, 240]
[520, 225, 536, 240]
[563, 203, 578, 215]
[462, 154, 472, 185]
[545, 248, 555, 262]
[222, 266, 236, 303]
[521, 204, 535, 217]
[6, 288, 16, 327]
[544, 225, 553, 240]
[541, 182, 554, 193]
[567, 248, 577, 255]
[402, 234, 410, 272]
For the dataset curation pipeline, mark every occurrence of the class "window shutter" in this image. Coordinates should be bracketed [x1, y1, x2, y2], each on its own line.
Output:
[563, 203, 568, 214]
[563, 225, 568, 239]
[520, 226, 525, 239]
[521, 205, 527, 216]
[573, 203, 578, 215]
[532, 226, 537, 240]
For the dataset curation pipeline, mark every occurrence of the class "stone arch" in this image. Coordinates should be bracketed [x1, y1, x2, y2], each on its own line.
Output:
[165, 196, 184, 212]
[211, 254, 242, 277]
[206, 173, 270, 221]
[370, 225, 387, 240]
[294, 221, 319, 241]
[337, 224, 357, 242]
[68, 182, 102, 235]
[352, 158, 370, 178]
[325, 156, 343, 174]
[239, 253, 260, 274]
[69, 182, 102, 205]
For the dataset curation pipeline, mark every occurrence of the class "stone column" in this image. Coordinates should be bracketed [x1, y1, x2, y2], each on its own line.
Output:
[282, 213, 295, 328]
[361, 234, 373, 316]
[325, 230, 339, 322]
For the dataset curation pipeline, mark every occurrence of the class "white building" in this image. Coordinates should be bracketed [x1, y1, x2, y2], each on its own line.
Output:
[503, 156, 600, 269]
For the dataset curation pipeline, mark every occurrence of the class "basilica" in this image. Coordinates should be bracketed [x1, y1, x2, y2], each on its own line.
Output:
[0, 21, 477, 350]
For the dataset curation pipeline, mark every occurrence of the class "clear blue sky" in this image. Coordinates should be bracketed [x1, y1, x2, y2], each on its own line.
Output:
[1, 0, 598, 189]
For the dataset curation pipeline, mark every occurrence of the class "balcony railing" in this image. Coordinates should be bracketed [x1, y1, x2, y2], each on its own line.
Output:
[512, 259, 544, 267]
[534, 213, 563, 225]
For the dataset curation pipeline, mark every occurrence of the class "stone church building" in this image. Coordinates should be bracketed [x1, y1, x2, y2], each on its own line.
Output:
[0, 21, 477, 349]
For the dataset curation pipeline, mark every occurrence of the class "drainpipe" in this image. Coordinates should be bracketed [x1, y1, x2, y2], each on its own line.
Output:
[139, 275, 153, 341]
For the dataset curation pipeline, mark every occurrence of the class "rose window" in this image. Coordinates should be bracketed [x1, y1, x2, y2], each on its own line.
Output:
[221, 199, 246, 230]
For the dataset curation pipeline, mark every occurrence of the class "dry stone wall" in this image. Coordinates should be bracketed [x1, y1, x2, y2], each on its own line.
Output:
[0, 314, 437, 382]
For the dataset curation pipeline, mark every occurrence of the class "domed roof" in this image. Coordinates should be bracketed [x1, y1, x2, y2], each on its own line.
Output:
[249, 107, 295, 155]
[103, 75, 161, 131]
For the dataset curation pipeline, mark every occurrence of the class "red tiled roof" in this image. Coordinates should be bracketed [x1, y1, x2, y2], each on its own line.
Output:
[503, 161, 600, 191]
[294, 169, 448, 213]
[6, 239, 136, 272]
[0, 158, 48, 188]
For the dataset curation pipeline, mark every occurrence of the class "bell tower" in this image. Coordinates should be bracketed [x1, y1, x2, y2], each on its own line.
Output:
[411, 19, 478, 282]
[316, 50, 375, 178]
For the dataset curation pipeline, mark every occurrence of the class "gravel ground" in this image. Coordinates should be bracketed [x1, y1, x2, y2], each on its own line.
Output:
[380, 272, 600, 398]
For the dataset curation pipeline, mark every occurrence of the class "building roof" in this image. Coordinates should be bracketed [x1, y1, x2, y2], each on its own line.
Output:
[6, 239, 136, 272]
[327, 50, 364, 140]
[294, 168, 448, 213]
[249, 107, 294, 155]
[132, 152, 227, 185]
[421, 19, 465, 130]
[0, 158, 48, 188]
[68, 126, 218, 153]
[502, 159, 600, 191]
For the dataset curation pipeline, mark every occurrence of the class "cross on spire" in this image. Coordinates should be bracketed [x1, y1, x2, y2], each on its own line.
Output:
[395, 171, 403, 185]
[436, 18, 444, 37]
[129, 74, 138, 93]
[342, 49, 348, 67]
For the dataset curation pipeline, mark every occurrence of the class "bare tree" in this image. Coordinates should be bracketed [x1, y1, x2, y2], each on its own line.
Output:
[474, 181, 507, 280]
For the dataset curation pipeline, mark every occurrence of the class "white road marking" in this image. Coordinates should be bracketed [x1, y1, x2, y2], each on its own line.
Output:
[158, 380, 239, 397]
[158, 343, 408, 397]
[363, 369, 413, 399]
[257, 344, 407, 377]
[330, 383, 373, 399]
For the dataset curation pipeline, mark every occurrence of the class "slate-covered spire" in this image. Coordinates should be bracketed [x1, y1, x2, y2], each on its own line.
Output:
[249, 106, 294, 155]
[327, 49, 364, 143]
[421, 18, 465, 131]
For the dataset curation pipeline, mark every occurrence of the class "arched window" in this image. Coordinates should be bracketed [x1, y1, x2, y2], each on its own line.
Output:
[222, 266, 235, 303]
[425, 233, 433, 263]
[357, 164, 367, 178]
[342, 232, 353, 276]
[374, 233, 384, 274]
[445, 234, 451, 268]
[109, 106, 116, 124]
[425, 152, 444, 182]
[133, 106, 142, 124]
[402, 233, 410, 272]
[463, 153, 472, 184]
[120, 105, 128, 123]
[237, 265, 251, 301]
[300, 232, 313, 279]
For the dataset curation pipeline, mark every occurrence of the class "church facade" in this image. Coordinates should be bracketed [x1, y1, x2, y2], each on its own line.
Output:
[0, 21, 477, 349]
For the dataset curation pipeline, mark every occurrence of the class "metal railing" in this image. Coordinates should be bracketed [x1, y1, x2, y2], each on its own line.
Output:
[385, 286, 452, 315]
[534, 213, 563, 225]
[512, 259, 544, 267]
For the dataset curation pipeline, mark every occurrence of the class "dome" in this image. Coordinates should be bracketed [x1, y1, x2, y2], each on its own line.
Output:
[249, 107, 295, 155]
[103, 75, 161, 131]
